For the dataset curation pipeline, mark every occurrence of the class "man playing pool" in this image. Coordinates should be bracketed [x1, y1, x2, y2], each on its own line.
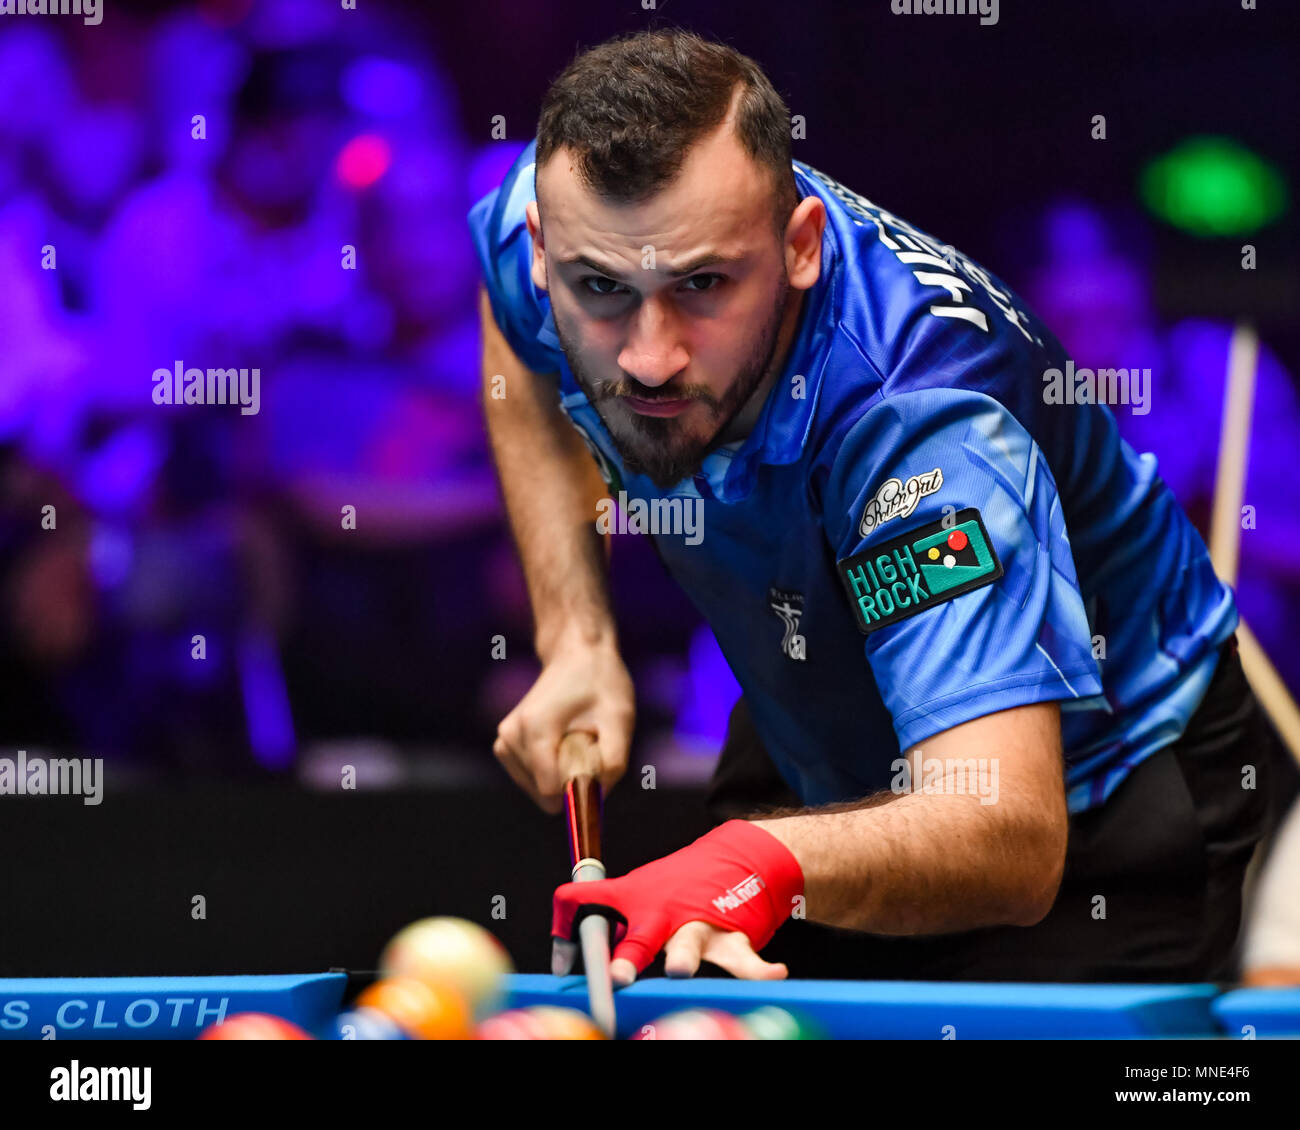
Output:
[470, 29, 1275, 984]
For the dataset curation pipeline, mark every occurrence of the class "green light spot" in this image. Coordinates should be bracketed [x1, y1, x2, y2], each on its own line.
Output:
[1140, 136, 1288, 237]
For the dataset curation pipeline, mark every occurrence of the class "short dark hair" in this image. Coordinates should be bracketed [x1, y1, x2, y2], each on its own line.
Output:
[536, 29, 799, 233]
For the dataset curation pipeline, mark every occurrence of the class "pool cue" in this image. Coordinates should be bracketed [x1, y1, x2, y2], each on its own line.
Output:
[1207, 321, 1300, 767]
[1208, 322, 1258, 585]
[559, 731, 617, 1037]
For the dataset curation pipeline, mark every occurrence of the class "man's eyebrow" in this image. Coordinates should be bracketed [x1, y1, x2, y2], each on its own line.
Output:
[558, 254, 630, 279]
[661, 251, 746, 277]
[557, 251, 746, 279]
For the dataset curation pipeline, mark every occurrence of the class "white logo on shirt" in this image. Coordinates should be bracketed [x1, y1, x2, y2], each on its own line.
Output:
[769, 589, 806, 661]
[859, 468, 944, 537]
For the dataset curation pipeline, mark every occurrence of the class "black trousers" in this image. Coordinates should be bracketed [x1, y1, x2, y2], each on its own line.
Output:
[705, 638, 1277, 982]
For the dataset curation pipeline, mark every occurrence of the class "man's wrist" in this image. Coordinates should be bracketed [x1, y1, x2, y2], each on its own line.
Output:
[711, 819, 806, 919]
[712, 816, 800, 894]
[535, 616, 619, 666]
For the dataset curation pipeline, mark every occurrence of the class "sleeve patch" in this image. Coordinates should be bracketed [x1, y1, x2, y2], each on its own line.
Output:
[837, 508, 1004, 635]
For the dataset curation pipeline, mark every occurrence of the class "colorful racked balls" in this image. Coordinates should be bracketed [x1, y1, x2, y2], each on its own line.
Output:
[379, 917, 513, 1020]
[740, 1006, 822, 1040]
[198, 1013, 313, 1040]
[633, 1008, 754, 1041]
[356, 976, 472, 1040]
[330, 1006, 410, 1041]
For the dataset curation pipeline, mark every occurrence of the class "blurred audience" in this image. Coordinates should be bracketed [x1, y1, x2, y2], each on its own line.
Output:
[1023, 201, 1300, 696]
[0, 7, 517, 774]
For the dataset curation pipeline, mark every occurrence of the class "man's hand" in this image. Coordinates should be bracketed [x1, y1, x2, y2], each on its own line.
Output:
[480, 281, 629, 811]
[616, 922, 787, 984]
[492, 634, 634, 813]
[551, 820, 805, 983]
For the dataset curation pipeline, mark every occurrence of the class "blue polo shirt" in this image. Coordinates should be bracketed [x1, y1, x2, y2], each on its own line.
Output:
[469, 140, 1236, 813]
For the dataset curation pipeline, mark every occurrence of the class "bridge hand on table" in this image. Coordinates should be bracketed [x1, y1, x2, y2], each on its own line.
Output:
[550, 819, 805, 984]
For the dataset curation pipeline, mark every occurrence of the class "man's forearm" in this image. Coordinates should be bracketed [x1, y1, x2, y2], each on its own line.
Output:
[479, 287, 616, 660]
[755, 786, 1065, 935]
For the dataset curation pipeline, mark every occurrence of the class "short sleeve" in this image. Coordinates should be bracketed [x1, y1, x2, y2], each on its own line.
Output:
[466, 140, 564, 375]
[826, 387, 1103, 753]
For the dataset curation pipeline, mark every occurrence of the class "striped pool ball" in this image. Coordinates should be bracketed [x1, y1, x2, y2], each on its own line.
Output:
[634, 1008, 754, 1041]
[741, 1006, 822, 1040]
[330, 1006, 409, 1041]
[475, 1008, 552, 1040]
[524, 1006, 605, 1040]
[356, 976, 472, 1040]
[476, 1006, 604, 1040]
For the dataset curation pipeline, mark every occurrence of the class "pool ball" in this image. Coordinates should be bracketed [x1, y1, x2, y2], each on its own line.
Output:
[356, 976, 472, 1040]
[330, 1006, 409, 1041]
[475, 1008, 552, 1040]
[524, 1006, 605, 1040]
[379, 917, 513, 1019]
[198, 1013, 312, 1040]
[633, 1008, 753, 1041]
[740, 1006, 822, 1040]
[476, 1005, 605, 1040]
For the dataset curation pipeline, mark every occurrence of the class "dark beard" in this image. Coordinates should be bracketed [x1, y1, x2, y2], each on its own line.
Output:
[556, 280, 790, 491]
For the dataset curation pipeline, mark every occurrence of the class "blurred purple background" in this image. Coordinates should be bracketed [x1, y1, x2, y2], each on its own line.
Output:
[1, 0, 1297, 786]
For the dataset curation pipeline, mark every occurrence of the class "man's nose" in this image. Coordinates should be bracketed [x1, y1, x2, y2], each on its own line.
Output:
[618, 298, 689, 388]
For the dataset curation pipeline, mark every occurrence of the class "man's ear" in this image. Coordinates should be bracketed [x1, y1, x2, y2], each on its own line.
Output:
[525, 201, 548, 292]
[784, 195, 826, 291]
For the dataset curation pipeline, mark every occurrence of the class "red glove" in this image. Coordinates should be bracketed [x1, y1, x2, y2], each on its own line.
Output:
[552, 820, 805, 977]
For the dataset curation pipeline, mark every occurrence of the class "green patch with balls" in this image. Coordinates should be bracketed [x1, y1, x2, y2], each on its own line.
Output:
[837, 507, 1003, 635]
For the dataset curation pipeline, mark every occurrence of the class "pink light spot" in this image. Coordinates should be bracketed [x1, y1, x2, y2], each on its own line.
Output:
[337, 134, 391, 190]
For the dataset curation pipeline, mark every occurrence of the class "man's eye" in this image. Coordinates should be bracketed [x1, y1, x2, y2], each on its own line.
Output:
[680, 274, 723, 293]
[581, 276, 627, 297]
